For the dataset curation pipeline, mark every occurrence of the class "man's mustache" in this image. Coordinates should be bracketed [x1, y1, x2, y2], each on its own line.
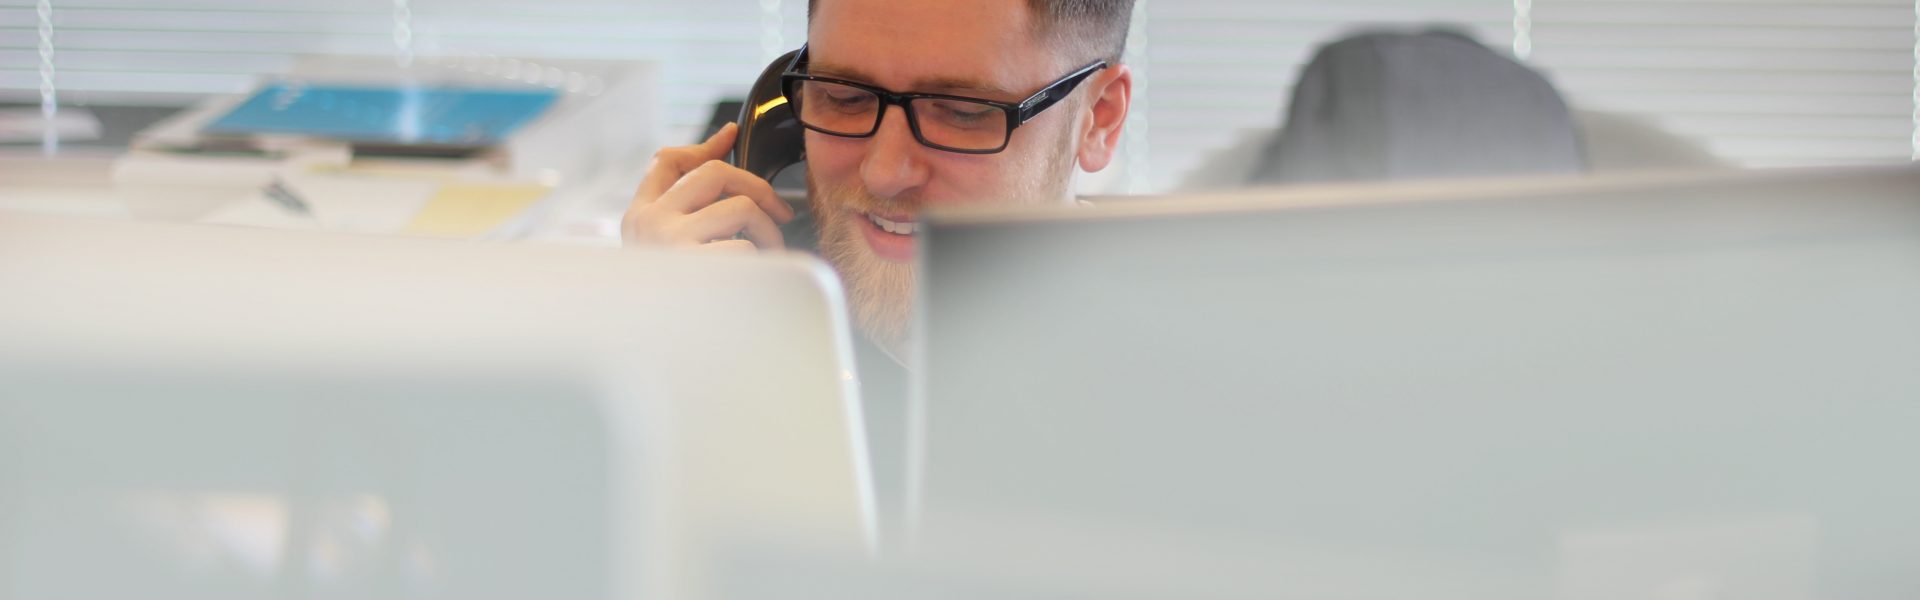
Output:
[808, 177, 921, 215]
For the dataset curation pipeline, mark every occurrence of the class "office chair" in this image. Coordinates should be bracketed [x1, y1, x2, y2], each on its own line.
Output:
[1251, 29, 1587, 184]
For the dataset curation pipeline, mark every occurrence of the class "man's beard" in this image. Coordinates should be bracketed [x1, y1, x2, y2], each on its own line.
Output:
[808, 130, 1078, 361]
[810, 175, 918, 359]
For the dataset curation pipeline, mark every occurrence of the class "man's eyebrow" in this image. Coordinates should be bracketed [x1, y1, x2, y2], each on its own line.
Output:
[914, 77, 1019, 98]
[808, 62, 1019, 98]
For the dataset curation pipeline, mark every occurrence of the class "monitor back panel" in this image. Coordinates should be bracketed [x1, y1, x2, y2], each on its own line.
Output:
[913, 167, 1920, 599]
[0, 215, 873, 600]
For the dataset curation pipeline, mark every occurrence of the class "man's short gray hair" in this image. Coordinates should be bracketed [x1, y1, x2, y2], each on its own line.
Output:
[808, 0, 1136, 63]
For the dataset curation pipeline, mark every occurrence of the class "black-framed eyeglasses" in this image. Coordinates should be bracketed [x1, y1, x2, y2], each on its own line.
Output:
[779, 45, 1108, 154]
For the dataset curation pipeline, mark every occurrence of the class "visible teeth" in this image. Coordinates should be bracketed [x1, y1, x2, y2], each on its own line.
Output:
[868, 213, 918, 235]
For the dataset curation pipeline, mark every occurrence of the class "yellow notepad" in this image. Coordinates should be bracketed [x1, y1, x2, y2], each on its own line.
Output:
[403, 183, 551, 238]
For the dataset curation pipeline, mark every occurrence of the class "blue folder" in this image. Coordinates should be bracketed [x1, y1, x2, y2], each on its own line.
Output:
[203, 83, 560, 148]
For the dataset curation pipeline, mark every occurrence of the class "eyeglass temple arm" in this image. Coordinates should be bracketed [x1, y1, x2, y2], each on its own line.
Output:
[1016, 61, 1109, 123]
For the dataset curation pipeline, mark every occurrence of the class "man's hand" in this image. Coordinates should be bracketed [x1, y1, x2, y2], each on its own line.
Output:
[623, 123, 797, 252]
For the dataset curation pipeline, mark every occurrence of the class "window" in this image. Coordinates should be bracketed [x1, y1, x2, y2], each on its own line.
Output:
[6, 0, 1915, 188]
[0, 0, 809, 143]
[1131, 0, 1917, 188]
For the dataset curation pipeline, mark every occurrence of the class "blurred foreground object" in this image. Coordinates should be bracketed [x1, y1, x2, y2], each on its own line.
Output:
[0, 216, 872, 600]
[910, 165, 1920, 599]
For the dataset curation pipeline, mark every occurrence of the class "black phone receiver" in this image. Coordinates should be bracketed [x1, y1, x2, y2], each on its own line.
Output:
[731, 48, 814, 251]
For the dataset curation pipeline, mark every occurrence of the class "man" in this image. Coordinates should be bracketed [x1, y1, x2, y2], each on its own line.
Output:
[622, 0, 1134, 525]
[624, 0, 1133, 366]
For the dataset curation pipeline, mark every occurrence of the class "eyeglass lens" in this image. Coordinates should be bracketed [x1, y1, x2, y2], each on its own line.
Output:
[791, 80, 1010, 151]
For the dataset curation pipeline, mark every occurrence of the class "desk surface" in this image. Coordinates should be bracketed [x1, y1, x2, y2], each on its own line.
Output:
[0, 149, 634, 244]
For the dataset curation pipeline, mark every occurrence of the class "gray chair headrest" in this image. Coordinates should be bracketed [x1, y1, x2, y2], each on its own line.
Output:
[1254, 29, 1586, 184]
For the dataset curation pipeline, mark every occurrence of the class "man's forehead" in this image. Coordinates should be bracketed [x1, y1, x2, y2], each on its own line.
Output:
[806, 0, 1053, 97]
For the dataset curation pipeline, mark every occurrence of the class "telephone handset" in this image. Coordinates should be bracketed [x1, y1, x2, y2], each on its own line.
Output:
[730, 48, 814, 252]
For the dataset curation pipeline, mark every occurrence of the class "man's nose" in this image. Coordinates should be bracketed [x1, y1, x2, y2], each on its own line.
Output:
[860, 105, 930, 202]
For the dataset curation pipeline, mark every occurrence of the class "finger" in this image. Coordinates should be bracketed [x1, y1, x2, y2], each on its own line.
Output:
[697, 239, 758, 254]
[632, 123, 740, 208]
[658, 160, 795, 224]
[676, 195, 785, 250]
[621, 203, 657, 245]
[695, 121, 741, 158]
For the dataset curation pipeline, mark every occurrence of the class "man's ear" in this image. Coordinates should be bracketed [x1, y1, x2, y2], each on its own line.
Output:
[1075, 63, 1132, 173]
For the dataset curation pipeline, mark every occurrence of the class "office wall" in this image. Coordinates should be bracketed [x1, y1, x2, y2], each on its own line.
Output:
[3, 0, 1916, 189]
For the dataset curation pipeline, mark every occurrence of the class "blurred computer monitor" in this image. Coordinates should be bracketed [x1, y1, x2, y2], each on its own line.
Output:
[0, 215, 873, 600]
[910, 166, 1920, 599]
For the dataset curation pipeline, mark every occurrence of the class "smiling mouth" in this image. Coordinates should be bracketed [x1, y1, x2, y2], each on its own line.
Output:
[866, 212, 918, 235]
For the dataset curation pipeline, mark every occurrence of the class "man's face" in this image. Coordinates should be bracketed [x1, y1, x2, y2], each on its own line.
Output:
[806, 0, 1088, 356]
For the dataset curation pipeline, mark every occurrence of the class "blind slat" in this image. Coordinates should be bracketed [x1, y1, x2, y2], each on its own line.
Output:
[3, 0, 808, 149]
[3, 0, 1913, 187]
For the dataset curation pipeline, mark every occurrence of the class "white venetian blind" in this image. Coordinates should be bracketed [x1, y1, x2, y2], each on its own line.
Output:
[5, 0, 1916, 180]
[1526, 0, 1916, 168]
[0, 0, 808, 138]
[1136, 0, 1917, 187]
